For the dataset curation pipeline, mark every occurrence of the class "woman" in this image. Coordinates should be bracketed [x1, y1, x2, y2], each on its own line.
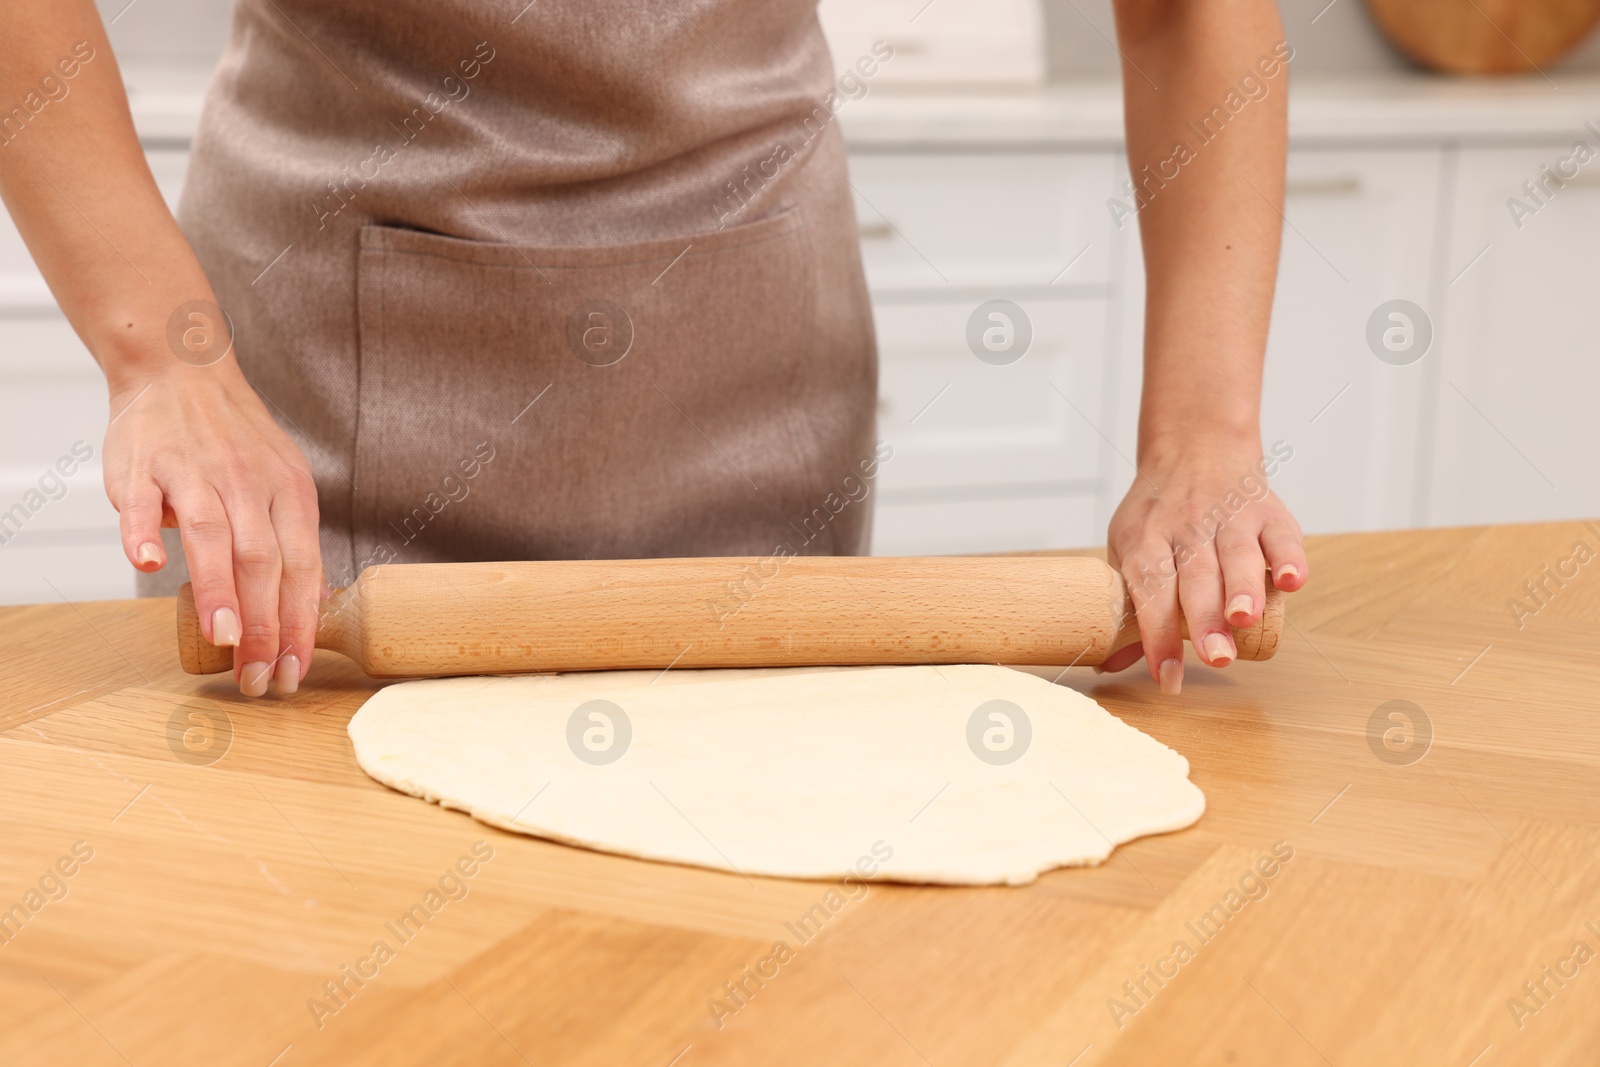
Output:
[0, 0, 1305, 697]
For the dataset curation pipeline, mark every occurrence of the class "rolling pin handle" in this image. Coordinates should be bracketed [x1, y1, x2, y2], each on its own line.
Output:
[177, 582, 237, 675]
[1234, 574, 1285, 661]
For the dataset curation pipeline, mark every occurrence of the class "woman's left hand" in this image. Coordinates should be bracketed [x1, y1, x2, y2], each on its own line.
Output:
[1101, 441, 1307, 695]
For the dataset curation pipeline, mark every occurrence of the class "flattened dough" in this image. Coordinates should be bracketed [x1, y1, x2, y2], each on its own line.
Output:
[348, 664, 1204, 886]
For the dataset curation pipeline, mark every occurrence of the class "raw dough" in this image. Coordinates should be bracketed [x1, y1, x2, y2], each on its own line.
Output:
[348, 664, 1204, 886]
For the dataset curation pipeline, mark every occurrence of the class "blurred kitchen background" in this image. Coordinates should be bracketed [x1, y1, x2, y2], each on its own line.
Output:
[3, 0, 1598, 603]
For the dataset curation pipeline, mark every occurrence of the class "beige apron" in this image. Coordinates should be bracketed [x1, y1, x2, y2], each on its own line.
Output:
[142, 0, 877, 596]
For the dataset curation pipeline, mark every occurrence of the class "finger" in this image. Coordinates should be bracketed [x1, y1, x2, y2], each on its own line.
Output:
[226, 496, 284, 698]
[1217, 522, 1268, 628]
[169, 486, 240, 649]
[115, 478, 167, 572]
[1176, 536, 1233, 668]
[269, 473, 322, 695]
[1097, 643, 1146, 675]
[1261, 522, 1308, 591]
[1121, 543, 1184, 694]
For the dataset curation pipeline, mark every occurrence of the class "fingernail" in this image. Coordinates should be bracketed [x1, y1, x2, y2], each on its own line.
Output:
[1226, 594, 1253, 624]
[273, 654, 301, 695]
[240, 661, 272, 698]
[1203, 632, 1235, 666]
[1159, 658, 1183, 696]
[211, 607, 241, 647]
[1276, 564, 1300, 585]
[136, 541, 161, 567]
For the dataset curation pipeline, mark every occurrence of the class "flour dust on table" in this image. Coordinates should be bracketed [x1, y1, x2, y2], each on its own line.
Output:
[347, 664, 1205, 886]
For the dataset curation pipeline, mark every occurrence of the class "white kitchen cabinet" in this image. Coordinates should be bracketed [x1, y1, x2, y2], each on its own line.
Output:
[848, 151, 1116, 289]
[848, 150, 1120, 554]
[1431, 146, 1600, 528]
[1262, 149, 1447, 533]
[872, 296, 1107, 489]
[872, 491, 1100, 555]
[1110, 148, 1448, 536]
[870, 294, 1108, 552]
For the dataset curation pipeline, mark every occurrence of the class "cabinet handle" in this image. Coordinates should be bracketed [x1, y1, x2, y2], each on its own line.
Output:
[1285, 176, 1362, 197]
[858, 220, 896, 240]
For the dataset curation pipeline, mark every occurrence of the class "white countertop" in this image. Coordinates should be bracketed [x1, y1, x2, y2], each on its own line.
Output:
[836, 75, 1600, 147]
[111, 63, 1600, 149]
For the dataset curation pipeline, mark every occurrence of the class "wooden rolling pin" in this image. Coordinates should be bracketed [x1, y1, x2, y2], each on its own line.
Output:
[177, 556, 1282, 677]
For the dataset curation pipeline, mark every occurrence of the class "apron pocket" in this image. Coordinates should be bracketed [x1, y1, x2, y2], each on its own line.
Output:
[351, 206, 866, 565]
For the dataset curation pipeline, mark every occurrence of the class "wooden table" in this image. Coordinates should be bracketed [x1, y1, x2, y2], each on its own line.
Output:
[2, 521, 1598, 1066]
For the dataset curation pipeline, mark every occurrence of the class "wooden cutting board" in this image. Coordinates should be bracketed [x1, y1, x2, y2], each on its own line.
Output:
[1, 521, 1598, 1065]
[1366, 0, 1600, 74]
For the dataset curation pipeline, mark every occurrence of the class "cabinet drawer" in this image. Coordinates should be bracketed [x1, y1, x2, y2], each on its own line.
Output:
[874, 296, 1107, 491]
[848, 151, 1116, 289]
[871, 491, 1099, 555]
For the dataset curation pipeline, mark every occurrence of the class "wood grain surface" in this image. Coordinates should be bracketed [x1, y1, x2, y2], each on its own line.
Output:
[1, 520, 1598, 1066]
[1364, 0, 1600, 74]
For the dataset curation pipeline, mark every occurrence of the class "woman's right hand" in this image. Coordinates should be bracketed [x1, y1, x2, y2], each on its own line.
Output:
[103, 360, 323, 697]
